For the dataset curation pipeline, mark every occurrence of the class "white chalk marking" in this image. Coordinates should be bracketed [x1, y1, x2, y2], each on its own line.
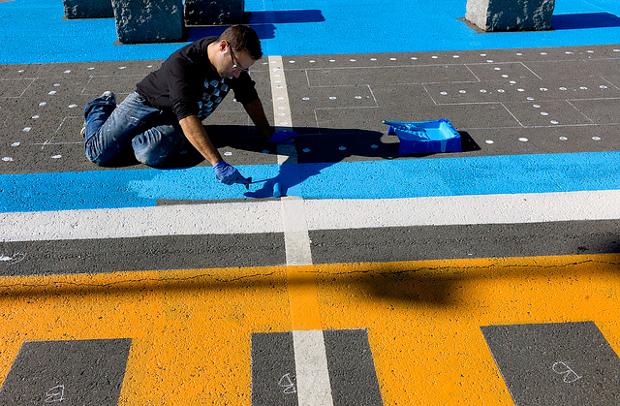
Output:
[292, 331, 334, 406]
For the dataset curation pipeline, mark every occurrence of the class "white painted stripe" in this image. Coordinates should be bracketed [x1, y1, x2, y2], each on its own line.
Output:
[1, 190, 619, 242]
[281, 197, 313, 265]
[305, 190, 620, 230]
[268, 56, 314, 266]
[268, 55, 296, 165]
[292, 330, 334, 406]
[0, 202, 282, 242]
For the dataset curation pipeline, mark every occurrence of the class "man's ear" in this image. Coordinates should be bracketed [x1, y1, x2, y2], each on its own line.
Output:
[219, 40, 228, 52]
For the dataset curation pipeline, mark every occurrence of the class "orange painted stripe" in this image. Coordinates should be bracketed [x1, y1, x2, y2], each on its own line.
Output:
[0, 254, 617, 404]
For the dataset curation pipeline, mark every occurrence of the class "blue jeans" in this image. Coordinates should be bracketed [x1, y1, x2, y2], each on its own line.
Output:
[83, 91, 189, 166]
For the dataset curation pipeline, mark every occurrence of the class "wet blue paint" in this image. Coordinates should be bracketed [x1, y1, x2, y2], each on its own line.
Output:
[1, 0, 620, 63]
[1, 152, 618, 212]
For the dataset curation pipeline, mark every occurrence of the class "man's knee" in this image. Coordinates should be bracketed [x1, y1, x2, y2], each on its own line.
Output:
[133, 147, 170, 167]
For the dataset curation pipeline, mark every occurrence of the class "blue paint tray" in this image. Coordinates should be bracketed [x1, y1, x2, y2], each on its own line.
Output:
[383, 118, 462, 155]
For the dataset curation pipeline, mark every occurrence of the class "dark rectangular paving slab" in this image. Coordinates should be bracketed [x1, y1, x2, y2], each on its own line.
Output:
[524, 58, 620, 81]
[0, 233, 286, 276]
[309, 220, 620, 264]
[570, 98, 620, 124]
[0, 338, 131, 405]
[466, 61, 542, 81]
[503, 100, 593, 127]
[251, 332, 299, 406]
[481, 322, 620, 406]
[323, 329, 383, 406]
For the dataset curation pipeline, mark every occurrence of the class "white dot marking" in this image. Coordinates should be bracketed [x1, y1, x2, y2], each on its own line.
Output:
[518, 137, 528, 142]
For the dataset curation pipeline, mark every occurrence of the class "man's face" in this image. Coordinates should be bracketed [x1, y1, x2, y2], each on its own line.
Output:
[218, 41, 256, 79]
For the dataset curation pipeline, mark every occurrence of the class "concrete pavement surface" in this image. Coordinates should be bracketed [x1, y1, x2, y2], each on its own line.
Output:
[1, 0, 619, 404]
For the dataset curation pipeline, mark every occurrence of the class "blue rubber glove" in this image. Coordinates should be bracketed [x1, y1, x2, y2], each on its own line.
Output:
[213, 161, 249, 185]
[269, 128, 298, 144]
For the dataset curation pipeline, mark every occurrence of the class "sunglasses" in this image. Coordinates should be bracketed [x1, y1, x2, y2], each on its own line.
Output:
[229, 45, 250, 73]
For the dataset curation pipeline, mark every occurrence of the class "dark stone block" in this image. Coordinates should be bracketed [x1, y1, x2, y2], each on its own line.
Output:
[184, 0, 245, 26]
[465, 0, 556, 32]
[63, 0, 114, 19]
[111, 0, 184, 43]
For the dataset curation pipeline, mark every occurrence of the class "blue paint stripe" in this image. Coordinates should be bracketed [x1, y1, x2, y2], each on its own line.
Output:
[1, 0, 620, 64]
[1, 152, 618, 213]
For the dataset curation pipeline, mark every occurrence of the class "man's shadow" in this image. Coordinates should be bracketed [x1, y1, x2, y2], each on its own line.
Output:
[173, 125, 398, 198]
[163, 124, 480, 198]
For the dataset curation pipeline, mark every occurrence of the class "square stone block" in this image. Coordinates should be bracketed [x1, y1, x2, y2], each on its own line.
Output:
[63, 0, 114, 19]
[184, 0, 245, 26]
[466, 0, 556, 31]
[112, 0, 184, 43]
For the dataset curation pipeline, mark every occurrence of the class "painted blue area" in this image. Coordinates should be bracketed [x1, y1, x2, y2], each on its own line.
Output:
[1, 0, 620, 64]
[1, 152, 618, 213]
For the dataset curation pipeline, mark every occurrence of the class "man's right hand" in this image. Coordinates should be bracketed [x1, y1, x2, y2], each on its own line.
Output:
[213, 161, 249, 185]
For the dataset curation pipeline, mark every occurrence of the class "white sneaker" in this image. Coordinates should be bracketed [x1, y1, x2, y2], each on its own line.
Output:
[100, 90, 116, 103]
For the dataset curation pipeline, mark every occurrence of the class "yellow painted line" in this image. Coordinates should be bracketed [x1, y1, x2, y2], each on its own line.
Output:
[287, 265, 323, 330]
[0, 254, 617, 404]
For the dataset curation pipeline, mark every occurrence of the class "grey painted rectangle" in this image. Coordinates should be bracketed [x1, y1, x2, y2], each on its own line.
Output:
[481, 322, 620, 406]
[323, 329, 383, 406]
[0, 339, 131, 405]
[251, 332, 299, 406]
[0, 233, 286, 276]
[309, 220, 620, 264]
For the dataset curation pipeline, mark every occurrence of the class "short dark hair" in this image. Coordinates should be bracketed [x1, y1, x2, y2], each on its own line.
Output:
[219, 25, 263, 60]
